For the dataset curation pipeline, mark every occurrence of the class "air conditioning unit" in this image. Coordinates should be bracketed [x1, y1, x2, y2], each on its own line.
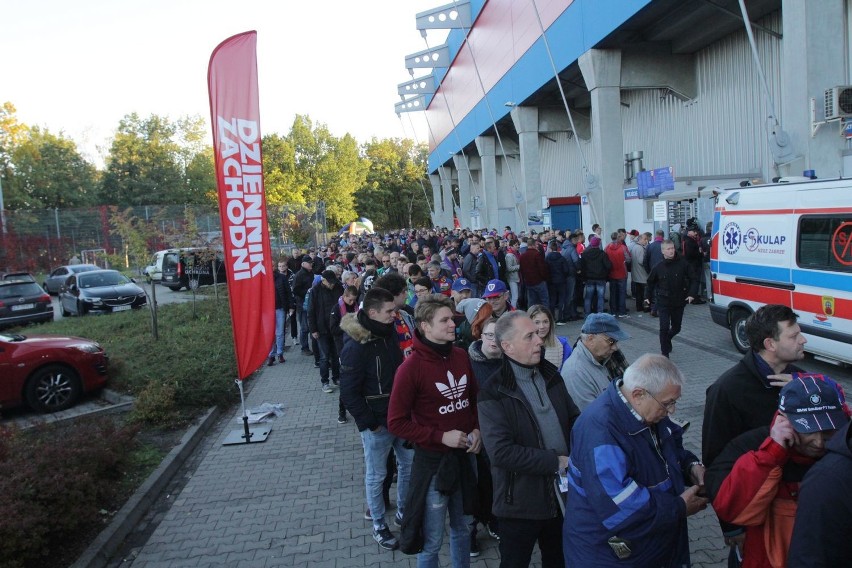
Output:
[824, 86, 852, 120]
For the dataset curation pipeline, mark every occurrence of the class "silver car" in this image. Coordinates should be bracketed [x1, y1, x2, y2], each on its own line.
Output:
[43, 264, 100, 295]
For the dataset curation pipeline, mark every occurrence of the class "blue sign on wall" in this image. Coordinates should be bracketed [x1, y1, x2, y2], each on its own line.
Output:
[636, 167, 675, 198]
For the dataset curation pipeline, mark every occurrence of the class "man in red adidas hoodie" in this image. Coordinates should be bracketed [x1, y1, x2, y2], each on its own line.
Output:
[388, 294, 481, 567]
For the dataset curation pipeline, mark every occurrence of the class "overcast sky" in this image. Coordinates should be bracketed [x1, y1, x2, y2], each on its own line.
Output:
[2, 0, 443, 164]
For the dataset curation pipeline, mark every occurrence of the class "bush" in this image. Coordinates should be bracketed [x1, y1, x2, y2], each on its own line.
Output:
[0, 418, 139, 568]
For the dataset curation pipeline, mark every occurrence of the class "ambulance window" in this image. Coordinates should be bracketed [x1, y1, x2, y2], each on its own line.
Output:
[798, 216, 852, 273]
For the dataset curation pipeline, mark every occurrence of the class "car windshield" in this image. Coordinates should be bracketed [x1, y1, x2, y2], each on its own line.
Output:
[0, 282, 44, 298]
[78, 272, 130, 288]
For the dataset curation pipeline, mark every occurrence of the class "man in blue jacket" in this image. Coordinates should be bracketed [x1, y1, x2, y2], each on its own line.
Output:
[563, 354, 708, 567]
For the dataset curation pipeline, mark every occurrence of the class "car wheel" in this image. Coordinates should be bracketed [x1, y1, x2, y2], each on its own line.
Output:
[166, 285, 181, 292]
[43, 282, 52, 295]
[77, 301, 87, 316]
[61, 302, 70, 317]
[730, 309, 751, 354]
[25, 364, 82, 413]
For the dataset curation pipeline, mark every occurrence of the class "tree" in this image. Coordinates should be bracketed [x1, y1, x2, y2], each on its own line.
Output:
[5, 127, 99, 209]
[286, 115, 367, 228]
[102, 113, 197, 207]
[356, 138, 431, 229]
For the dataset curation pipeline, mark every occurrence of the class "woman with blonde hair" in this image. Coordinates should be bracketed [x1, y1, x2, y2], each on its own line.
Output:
[528, 304, 572, 372]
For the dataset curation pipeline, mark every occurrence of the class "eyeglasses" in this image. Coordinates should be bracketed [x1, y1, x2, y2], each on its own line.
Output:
[481, 332, 496, 340]
[598, 335, 618, 346]
[644, 389, 678, 413]
[414, 288, 430, 294]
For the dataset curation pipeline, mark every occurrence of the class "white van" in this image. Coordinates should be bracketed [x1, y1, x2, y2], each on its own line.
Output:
[709, 178, 852, 365]
[144, 249, 178, 283]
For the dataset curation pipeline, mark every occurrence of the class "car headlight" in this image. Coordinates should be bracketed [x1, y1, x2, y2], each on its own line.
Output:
[83, 297, 102, 304]
[71, 343, 102, 353]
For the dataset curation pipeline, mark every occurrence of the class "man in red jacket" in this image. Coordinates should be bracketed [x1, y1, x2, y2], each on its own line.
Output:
[388, 294, 481, 566]
[708, 374, 850, 568]
[604, 231, 631, 318]
[519, 238, 550, 309]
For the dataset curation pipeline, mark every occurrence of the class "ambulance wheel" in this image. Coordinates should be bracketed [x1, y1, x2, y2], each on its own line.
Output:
[730, 310, 750, 354]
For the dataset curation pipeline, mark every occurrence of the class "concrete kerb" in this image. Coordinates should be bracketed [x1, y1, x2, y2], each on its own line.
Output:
[71, 406, 221, 568]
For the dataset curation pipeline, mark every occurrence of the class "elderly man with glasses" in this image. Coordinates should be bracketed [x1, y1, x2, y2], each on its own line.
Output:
[563, 354, 708, 567]
[561, 313, 630, 411]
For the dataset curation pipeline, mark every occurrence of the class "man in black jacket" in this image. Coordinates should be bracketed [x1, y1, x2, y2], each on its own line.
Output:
[702, 304, 807, 558]
[643, 240, 697, 357]
[339, 288, 411, 552]
[478, 311, 580, 568]
[308, 270, 344, 393]
[579, 235, 611, 315]
[292, 255, 315, 354]
[267, 260, 295, 366]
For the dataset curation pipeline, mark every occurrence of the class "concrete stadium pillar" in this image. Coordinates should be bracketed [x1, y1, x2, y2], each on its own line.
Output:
[439, 166, 456, 228]
[579, 48, 625, 235]
[452, 154, 472, 229]
[510, 105, 541, 231]
[475, 135, 497, 229]
[780, 0, 846, 178]
[428, 173, 442, 227]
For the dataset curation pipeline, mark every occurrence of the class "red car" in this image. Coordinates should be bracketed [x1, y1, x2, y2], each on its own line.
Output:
[0, 332, 108, 413]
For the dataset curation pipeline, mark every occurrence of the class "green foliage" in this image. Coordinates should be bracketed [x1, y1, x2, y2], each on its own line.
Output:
[34, 295, 238, 426]
[0, 417, 139, 567]
[109, 206, 160, 272]
[356, 138, 432, 229]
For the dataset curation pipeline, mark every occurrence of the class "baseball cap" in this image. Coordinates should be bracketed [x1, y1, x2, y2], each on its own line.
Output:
[451, 278, 472, 292]
[482, 279, 508, 298]
[457, 298, 486, 323]
[779, 373, 849, 433]
[301, 255, 312, 263]
[580, 313, 630, 341]
[629, 229, 640, 236]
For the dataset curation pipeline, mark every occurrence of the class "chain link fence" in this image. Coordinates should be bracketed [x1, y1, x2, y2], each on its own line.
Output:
[0, 202, 330, 274]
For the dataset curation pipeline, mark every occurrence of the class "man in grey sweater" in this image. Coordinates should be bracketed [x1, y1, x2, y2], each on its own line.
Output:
[478, 311, 580, 567]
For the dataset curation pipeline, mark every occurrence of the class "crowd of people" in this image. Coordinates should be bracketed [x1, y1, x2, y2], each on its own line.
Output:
[263, 225, 851, 568]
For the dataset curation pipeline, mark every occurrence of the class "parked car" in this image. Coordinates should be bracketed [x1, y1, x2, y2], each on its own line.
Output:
[0, 271, 36, 282]
[0, 279, 54, 329]
[59, 270, 147, 316]
[161, 247, 226, 291]
[0, 331, 108, 412]
[42, 264, 100, 295]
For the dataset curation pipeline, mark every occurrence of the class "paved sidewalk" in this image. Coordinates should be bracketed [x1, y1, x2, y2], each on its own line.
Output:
[125, 303, 852, 567]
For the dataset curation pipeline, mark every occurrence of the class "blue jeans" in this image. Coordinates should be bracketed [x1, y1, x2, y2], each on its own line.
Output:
[316, 334, 339, 383]
[268, 308, 287, 357]
[296, 304, 309, 351]
[418, 468, 473, 568]
[360, 427, 413, 530]
[525, 281, 549, 309]
[584, 280, 606, 314]
[609, 278, 627, 315]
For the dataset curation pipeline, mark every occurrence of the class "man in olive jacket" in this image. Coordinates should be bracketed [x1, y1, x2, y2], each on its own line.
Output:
[478, 311, 580, 568]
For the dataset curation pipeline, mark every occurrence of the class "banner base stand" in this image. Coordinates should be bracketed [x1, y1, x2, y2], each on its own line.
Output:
[222, 424, 271, 445]
[223, 378, 271, 445]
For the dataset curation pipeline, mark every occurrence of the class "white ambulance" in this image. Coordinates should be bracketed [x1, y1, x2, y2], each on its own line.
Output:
[709, 178, 852, 365]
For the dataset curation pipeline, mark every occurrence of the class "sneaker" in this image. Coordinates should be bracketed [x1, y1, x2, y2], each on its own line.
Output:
[337, 412, 348, 424]
[372, 526, 399, 551]
[393, 512, 403, 528]
[364, 508, 372, 521]
[314, 361, 320, 368]
[469, 529, 481, 557]
[322, 383, 333, 394]
[486, 520, 500, 540]
[267, 357, 275, 367]
[278, 355, 286, 363]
